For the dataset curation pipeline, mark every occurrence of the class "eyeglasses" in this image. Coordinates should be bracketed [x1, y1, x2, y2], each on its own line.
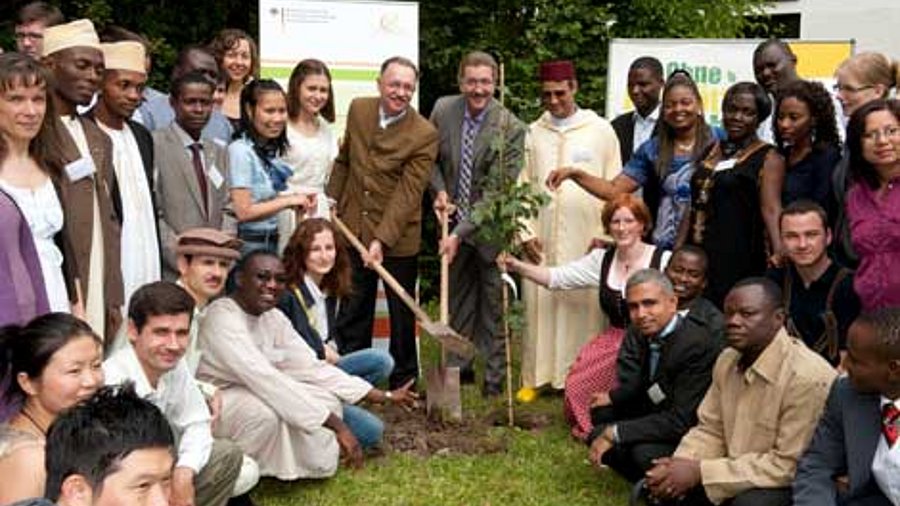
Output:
[832, 83, 874, 94]
[541, 90, 568, 99]
[462, 78, 494, 88]
[862, 126, 900, 143]
[14, 32, 43, 41]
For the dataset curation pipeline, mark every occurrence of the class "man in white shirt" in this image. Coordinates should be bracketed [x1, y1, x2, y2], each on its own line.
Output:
[795, 308, 900, 506]
[103, 281, 245, 506]
[91, 41, 160, 309]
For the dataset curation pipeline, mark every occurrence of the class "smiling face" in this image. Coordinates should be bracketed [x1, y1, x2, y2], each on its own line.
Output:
[304, 229, 337, 281]
[45, 46, 104, 107]
[460, 64, 495, 117]
[662, 84, 701, 132]
[608, 205, 645, 249]
[723, 284, 784, 356]
[540, 80, 577, 119]
[377, 62, 417, 117]
[722, 91, 759, 142]
[128, 313, 191, 384]
[100, 69, 147, 120]
[626, 281, 678, 337]
[627, 67, 663, 117]
[0, 81, 46, 144]
[861, 109, 900, 169]
[235, 254, 287, 316]
[665, 250, 707, 306]
[223, 38, 252, 84]
[776, 96, 813, 146]
[780, 211, 831, 268]
[18, 335, 103, 417]
[249, 90, 287, 140]
[296, 73, 330, 118]
[177, 254, 232, 304]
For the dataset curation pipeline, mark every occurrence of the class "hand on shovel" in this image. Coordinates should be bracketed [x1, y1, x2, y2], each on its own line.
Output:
[363, 239, 383, 267]
[439, 234, 460, 264]
[378, 379, 419, 411]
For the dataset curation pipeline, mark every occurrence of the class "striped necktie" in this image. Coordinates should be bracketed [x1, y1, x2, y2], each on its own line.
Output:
[455, 117, 477, 220]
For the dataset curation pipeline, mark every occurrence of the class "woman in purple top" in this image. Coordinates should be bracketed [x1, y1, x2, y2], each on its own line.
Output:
[846, 99, 900, 311]
[0, 189, 48, 327]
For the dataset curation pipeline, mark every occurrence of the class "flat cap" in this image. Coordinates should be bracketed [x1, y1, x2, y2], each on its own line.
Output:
[175, 228, 242, 260]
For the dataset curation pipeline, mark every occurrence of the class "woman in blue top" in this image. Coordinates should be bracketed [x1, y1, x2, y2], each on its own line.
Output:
[229, 79, 314, 254]
[547, 70, 718, 249]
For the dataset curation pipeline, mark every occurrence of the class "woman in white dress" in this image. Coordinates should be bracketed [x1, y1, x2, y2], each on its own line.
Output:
[278, 59, 339, 252]
[0, 53, 75, 314]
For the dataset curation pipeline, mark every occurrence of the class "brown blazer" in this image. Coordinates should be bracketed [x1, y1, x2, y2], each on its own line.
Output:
[327, 97, 438, 257]
[45, 116, 124, 344]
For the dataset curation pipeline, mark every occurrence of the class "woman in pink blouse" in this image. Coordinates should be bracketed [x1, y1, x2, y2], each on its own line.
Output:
[846, 99, 900, 310]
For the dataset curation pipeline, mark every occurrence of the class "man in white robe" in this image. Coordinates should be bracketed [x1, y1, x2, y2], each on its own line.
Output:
[91, 41, 160, 312]
[197, 251, 416, 479]
[518, 60, 622, 394]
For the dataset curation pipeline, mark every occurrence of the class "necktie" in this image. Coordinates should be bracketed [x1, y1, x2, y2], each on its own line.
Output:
[455, 117, 477, 220]
[189, 143, 209, 216]
[883, 403, 900, 447]
[648, 338, 662, 379]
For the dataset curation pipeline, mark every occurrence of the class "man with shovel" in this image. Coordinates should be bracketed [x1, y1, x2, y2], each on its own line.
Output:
[326, 56, 438, 390]
[430, 51, 526, 396]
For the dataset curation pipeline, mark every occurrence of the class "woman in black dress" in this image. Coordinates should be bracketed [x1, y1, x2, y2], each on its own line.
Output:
[678, 82, 786, 307]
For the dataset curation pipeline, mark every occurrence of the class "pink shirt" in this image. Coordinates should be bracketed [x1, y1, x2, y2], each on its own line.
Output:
[847, 180, 900, 311]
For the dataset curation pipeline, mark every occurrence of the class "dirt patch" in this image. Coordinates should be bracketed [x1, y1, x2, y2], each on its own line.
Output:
[370, 403, 554, 457]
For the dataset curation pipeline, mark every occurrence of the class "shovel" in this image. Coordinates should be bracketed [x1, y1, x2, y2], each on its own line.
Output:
[331, 214, 475, 360]
[424, 207, 462, 420]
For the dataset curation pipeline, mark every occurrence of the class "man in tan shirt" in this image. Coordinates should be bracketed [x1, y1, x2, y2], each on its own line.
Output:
[326, 56, 438, 389]
[644, 277, 836, 506]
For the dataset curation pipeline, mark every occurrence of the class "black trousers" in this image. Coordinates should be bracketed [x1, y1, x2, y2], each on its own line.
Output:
[334, 250, 418, 389]
[673, 486, 793, 506]
[603, 441, 677, 483]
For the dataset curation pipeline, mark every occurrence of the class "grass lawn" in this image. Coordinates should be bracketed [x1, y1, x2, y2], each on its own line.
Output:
[251, 387, 632, 505]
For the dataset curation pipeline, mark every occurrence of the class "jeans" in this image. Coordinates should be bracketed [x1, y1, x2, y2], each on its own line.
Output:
[337, 348, 394, 449]
[337, 348, 394, 386]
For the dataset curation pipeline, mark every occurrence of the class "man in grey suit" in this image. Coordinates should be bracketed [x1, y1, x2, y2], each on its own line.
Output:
[794, 308, 900, 506]
[430, 51, 526, 395]
[154, 71, 232, 280]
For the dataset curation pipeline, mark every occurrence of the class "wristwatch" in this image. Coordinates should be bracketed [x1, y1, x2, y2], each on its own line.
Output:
[385, 391, 393, 402]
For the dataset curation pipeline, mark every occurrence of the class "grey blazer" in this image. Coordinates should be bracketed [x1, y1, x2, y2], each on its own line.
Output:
[794, 377, 892, 506]
[152, 124, 233, 279]
[428, 95, 526, 260]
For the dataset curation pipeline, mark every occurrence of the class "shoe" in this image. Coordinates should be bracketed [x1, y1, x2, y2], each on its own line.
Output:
[516, 387, 538, 403]
[227, 494, 256, 506]
[459, 368, 476, 385]
[482, 383, 503, 397]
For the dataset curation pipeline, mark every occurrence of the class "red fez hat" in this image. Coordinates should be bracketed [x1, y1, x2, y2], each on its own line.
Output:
[539, 60, 576, 81]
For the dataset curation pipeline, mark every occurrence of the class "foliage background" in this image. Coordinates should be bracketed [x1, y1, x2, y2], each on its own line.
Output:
[0, 0, 773, 300]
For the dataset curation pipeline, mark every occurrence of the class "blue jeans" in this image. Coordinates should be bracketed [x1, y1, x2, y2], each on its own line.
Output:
[337, 348, 394, 386]
[337, 348, 394, 449]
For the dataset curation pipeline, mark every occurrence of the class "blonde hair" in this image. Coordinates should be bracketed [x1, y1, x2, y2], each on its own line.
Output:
[837, 52, 899, 96]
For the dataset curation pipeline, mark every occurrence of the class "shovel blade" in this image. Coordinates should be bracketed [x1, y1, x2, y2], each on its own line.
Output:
[422, 321, 476, 359]
[425, 366, 462, 421]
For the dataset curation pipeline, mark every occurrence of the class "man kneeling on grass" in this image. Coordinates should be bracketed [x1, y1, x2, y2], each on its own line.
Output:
[197, 251, 418, 480]
[588, 269, 720, 482]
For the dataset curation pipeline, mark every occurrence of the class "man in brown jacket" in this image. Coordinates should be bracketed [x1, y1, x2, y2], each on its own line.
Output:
[327, 56, 438, 389]
[41, 19, 124, 345]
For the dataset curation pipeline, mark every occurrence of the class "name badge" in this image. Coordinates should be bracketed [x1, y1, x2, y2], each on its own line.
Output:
[714, 159, 736, 172]
[213, 138, 228, 148]
[569, 146, 593, 164]
[647, 383, 667, 405]
[207, 165, 225, 189]
[64, 157, 96, 182]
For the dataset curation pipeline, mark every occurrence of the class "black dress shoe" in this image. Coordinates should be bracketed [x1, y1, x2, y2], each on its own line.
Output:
[459, 368, 476, 384]
[227, 494, 257, 506]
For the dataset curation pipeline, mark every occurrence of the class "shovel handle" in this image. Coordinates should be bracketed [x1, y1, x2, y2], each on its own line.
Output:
[439, 208, 450, 325]
[331, 214, 435, 326]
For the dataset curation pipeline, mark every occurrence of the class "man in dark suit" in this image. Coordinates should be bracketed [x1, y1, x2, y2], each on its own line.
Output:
[154, 71, 232, 280]
[611, 56, 663, 166]
[587, 268, 720, 482]
[794, 308, 900, 506]
[665, 245, 724, 342]
[327, 56, 438, 389]
[429, 51, 526, 395]
[91, 40, 160, 310]
[41, 19, 123, 345]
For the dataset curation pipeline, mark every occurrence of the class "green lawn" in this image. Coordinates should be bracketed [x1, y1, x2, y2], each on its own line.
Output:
[252, 391, 632, 505]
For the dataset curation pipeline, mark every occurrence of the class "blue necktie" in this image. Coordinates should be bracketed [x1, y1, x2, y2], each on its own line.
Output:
[649, 338, 662, 379]
[455, 117, 477, 220]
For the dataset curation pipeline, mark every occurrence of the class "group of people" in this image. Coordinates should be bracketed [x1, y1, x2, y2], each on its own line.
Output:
[1, 2, 900, 505]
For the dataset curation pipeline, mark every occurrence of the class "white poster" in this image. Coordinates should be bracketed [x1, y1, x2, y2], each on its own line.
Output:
[606, 39, 853, 127]
[259, 0, 420, 132]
